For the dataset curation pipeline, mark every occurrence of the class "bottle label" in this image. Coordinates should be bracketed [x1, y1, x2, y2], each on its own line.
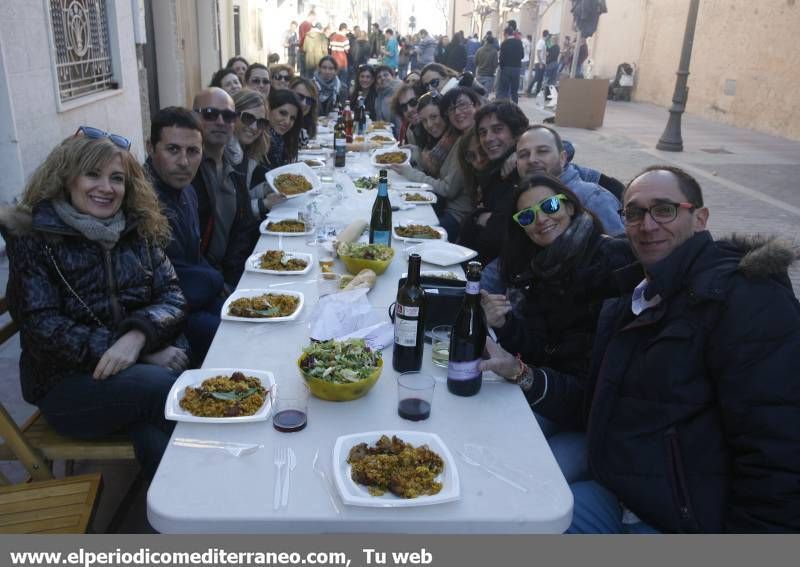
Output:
[448, 359, 481, 381]
[394, 316, 419, 347]
[396, 304, 420, 317]
[466, 281, 480, 295]
[335, 138, 346, 148]
[372, 230, 391, 246]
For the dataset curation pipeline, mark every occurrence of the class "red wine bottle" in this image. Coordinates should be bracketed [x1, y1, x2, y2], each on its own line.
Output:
[393, 253, 425, 372]
[447, 261, 486, 396]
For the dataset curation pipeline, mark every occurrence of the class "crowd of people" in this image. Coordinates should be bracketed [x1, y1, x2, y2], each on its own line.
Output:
[0, 14, 798, 535]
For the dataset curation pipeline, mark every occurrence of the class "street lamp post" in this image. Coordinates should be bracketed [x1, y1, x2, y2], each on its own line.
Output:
[656, 0, 701, 152]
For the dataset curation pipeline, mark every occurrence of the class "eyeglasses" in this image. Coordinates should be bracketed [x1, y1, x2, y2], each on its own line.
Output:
[398, 97, 419, 112]
[239, 111, 269, 130]
[74, 126, 131, 150]
[619, 202, 695, 225]
[294, 93, 315, 107]
[248, 77, 271, 86]
[512, 194, 568, 227]
[274, 74, 291, 81]
[422, 78, 440, 91]
[194, 107, 239, 123]
[448, 99, 474, 116]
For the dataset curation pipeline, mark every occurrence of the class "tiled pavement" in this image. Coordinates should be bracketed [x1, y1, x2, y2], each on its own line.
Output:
[1, 98, 798, 532]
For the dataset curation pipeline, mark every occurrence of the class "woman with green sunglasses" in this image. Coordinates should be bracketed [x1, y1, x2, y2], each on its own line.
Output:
[479, 174, 635, 483]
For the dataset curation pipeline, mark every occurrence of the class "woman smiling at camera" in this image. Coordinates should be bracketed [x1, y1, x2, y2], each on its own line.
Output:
[478, 174, 634, 481]
[388, 92, 472, 241]
[313, 56, 347, 116]
[290, 76, 319, 146]
[0, 129, 188, 482]
[266, 89, 303, 168]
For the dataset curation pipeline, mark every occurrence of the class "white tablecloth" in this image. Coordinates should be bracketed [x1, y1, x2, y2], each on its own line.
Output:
[147, 149, 573, 533]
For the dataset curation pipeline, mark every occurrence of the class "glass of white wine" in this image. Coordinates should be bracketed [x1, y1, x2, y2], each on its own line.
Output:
[431, 325, 451, 368]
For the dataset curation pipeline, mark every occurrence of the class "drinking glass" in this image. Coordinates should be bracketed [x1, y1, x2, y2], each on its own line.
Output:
[431, 325, 451, 368]
[397, 372, 435, 421]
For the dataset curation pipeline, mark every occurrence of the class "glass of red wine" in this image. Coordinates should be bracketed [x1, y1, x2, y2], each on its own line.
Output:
[397, 372, 435, 422]
[272, 388, 309, 433]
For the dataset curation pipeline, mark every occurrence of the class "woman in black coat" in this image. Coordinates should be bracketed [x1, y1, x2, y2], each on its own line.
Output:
[0, 132, 188, 481]
[480, 175, 635, 480]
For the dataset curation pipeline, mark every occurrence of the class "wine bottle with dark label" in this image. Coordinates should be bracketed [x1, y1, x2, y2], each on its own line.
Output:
[368, 169, 392, 245]
[393, 253, 425, 372]
[357, 96, 367, 136]
[447, 261, 486, 396]
[334, 114, 346, 168]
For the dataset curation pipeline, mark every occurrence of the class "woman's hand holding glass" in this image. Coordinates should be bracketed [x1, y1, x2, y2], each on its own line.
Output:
[480, 290, 512, 328]
[141, 346, 189, 373]
[93, 329, 147, 380]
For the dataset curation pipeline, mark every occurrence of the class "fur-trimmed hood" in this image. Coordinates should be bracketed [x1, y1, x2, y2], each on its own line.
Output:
[0, 206, 33, 238]
[722, 233, 799, 279]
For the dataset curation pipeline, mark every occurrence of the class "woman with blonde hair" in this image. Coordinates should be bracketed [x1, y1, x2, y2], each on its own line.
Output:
[229, 89, 287, 222]
[0, 129, 188, 482]
[269, 64, 295, 90]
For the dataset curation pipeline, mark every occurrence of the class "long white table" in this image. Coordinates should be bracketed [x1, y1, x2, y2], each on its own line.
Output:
[147, 149, 573, 533]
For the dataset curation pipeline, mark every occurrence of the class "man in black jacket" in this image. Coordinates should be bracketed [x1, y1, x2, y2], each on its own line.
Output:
[482, 165, 800, 532]
[147, 106, 224, 367]
[496, 27, 524, 103]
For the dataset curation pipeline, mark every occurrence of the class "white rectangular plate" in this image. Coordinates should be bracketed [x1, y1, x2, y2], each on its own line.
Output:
[393, 223, 447, 242]
[370, 147, 411, 168]
[245, 251, 313, 275]
[260, 217, 314, 236]
[398, 191, 437, 205]
[406, 241, 478, 266]
[164, 368, 276, 424]
[332, 431, 460, 508]
[265, 162, 321, 199]
[366, 131, 397, 145]
[221, 289, 305, 322]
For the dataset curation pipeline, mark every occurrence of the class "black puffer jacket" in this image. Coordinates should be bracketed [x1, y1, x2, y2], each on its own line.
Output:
[494, 231, 636, 423]
[583, 231, 800, 533]
[0, 203, 187, 403]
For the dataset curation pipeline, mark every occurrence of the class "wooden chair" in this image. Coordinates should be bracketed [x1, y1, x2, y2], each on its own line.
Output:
[0, 473, 102, 533]
[0, 295, 136, 479]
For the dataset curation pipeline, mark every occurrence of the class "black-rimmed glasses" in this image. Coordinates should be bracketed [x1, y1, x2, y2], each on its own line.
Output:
[422, 78, 440, 91]
[74, 126, 131, 150]
[398, 97, 419, 113]
[248, 77, 271, 86]
[194, 107, 239, 123]
[619, 202, 695, 225]
[294, 93, 316, 107]
[274, 74, 291, 82]
[239, 112, 269, 130]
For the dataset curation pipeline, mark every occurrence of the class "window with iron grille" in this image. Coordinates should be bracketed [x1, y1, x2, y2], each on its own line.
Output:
[49, 0, 115, 102]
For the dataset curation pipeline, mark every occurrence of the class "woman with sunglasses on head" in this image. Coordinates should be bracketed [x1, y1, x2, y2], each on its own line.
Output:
[266, 89, 303, 169]
[209, 67, 242, 96]
[0, 131, 189, 484]
[391, 84, 423, 146]
[289, 77, 319, 146]
[386, 92, 472, 241]
[314, 56, 347, 116]
[229, 89, 288, 223]
[349, 64, 377, 120]
[244, 63, 271, 99]
[418, 63, 458, 96]
[269, 64, 295, 90]
[478, 175, 634, 481]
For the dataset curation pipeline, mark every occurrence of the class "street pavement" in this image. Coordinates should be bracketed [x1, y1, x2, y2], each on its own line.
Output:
[1, 98, 798, 532]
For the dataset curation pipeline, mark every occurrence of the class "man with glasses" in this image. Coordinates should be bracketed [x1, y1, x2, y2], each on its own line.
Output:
[146, 107, 223, 367]
[552, 166, 799, 532]
[190, 88, 253, 289]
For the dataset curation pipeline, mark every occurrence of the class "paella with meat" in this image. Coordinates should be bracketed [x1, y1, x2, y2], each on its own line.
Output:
[258, 250, 308, 271]
[227, 293, 300, 318]
[179, 372, 268, 418]
[274, 173, 313, 195]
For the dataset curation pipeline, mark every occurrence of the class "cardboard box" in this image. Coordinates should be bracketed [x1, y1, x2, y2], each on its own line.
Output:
[555, 78, 610, 129]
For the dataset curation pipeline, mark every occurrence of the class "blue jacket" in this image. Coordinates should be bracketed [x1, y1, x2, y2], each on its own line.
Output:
[149, 162, 224, 312]
[560, 164, 624, 235]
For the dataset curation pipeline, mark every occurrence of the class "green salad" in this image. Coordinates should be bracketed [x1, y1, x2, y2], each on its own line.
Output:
[337, 242, 394, 261]
[299, 339, 382, 383]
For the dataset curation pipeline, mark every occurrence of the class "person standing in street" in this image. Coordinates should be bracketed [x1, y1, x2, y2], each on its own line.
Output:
[526, 29, 549, 97]
[382, 28, 399, 72]
[329, 23, 351, 88]
[284, 21, 299, 73]
[415, 29, 437, 67]
[475, 34, 499, 95]
[496, 27, 524, 103]
[297, 10, 316, 78]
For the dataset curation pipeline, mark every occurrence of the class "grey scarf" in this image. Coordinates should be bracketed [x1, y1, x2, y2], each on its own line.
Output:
[530, 212, 597, 281]
[52, 199, 126, 250]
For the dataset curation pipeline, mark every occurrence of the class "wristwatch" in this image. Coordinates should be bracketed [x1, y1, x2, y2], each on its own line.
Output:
[517, 365, 535, 391]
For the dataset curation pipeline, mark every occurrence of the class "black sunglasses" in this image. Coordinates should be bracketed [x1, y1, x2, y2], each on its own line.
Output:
[422, 78, 440, 91]
[274, 74, 291, 81]
[194, 107, 239, 123]
[248, 77, 271, 86]
[239, 111, 269, 130]
[75, 126, 131, 150]
[295, 93, 316, 107]
[398, 97, 419, 113]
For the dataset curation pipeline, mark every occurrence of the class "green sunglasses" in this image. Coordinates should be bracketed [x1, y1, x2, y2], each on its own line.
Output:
[512, 194, 569, 227]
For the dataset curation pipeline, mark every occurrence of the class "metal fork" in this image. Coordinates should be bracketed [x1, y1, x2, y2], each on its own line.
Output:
[273, 446, 287, 510]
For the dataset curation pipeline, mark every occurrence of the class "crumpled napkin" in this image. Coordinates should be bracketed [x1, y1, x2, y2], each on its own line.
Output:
[309, 288, 386, 342]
